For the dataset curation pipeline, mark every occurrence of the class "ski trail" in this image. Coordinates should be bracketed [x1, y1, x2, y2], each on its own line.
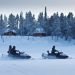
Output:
[9, 64, 26, 75]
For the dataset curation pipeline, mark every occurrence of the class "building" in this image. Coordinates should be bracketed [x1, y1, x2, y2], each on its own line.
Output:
[3, 29, 16, 36]
[33, 27, 46, 36]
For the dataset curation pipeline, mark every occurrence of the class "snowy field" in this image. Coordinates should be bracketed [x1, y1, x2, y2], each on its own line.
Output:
[0, 36, 75, 75]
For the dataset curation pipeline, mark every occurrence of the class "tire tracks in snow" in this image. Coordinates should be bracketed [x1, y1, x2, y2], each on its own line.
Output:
[0, 62, 27, 75]
[8, 64, 26, 75]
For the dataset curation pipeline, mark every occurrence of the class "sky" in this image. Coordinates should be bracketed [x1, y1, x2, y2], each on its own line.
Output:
[0, 0, 75, 18]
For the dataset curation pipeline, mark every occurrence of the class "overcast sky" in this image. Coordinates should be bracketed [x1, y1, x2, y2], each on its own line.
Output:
[0, 0, 75, 18]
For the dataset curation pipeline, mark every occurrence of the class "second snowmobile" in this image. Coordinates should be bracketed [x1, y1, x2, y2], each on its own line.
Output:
[42, 51, 69, 59]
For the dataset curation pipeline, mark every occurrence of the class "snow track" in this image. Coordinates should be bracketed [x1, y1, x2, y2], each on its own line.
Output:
[0, 59, 75, 75]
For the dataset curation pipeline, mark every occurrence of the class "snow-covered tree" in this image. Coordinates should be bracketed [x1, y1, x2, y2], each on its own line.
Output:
[19, 12, 24, 35]
[8, 13, 16, 30]
[71, 18, 75, 39]
[25, 11, 35, 35]
[60, 13, 66, 37]
[15, 14, 19, 29]
[4, 15, 8, 26]
[51, 13, 61, 39]
[0, 14, 5, 35]
[38, 12, 44, 27]
[46, 17, 53, 35]
[15, 14, 20, 35]
[66, 12, 74, 40]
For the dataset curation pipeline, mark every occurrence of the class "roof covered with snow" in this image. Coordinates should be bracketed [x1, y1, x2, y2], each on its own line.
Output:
[4, 29, 16, 33]
[33, 27, 46, 34]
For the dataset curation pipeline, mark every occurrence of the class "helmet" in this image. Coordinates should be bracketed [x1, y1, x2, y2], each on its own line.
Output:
[13, 46, 16, 49]
[47, 50, 49, 53]
[53, 45, 55, 48]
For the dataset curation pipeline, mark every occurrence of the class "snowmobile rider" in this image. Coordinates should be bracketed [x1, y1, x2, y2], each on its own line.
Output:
[8, 45, 12, 53]
[10, 46, 20, 55]
[47, 50, 50, 56]
[51, 45, 60, 55]
[10, 46, 16, 54]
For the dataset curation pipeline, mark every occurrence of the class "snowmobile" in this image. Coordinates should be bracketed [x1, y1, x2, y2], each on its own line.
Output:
[7, 51, 31, 59]
[42, 51, 69, 59]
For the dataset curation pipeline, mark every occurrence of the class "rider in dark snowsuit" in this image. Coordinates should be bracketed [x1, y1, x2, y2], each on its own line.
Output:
[8, 45, 12, 53]
[51, 45, 60, 55]
[47, 50, 50, 56]
[11, 46, 22, 55]
[10, 46, 17, 55]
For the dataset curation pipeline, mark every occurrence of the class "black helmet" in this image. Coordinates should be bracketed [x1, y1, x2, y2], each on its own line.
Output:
[53, 45, 55, 48]
[9, 45, 12, 48]
[13, 46, 16, 49]
[47, 50, 49, 53]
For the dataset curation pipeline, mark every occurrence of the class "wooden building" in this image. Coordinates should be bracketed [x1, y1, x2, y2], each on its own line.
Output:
[3, 29, 16, 36]
[33, 27, 46, 37]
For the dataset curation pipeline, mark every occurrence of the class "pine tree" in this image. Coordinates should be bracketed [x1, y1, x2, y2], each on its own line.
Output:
[0, 14, 5, 35]
[15, 14, 20, 35]
[43, 6, 48, 35]
[38, 12, 44, 27]
[51, 13, 61, 39]
[8, 13, 16, 30]
[25, 11, 35, 35]
[60, 13, 66, 37]
[71, 18, 75, 39]
[19, 12, 24, 35]
[66, 12, 73, 40]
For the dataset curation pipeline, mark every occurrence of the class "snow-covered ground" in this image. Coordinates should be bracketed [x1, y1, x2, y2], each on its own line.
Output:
[0, 36, 75, 75]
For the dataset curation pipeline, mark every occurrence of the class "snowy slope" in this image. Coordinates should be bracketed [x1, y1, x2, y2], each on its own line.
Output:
[0, 36, 75, 75]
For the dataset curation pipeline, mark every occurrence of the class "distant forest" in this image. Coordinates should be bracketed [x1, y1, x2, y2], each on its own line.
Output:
[0, 7, 75, 40]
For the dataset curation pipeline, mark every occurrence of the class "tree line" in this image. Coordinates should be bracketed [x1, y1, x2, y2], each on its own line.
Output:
[0, 7, 75, 40]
